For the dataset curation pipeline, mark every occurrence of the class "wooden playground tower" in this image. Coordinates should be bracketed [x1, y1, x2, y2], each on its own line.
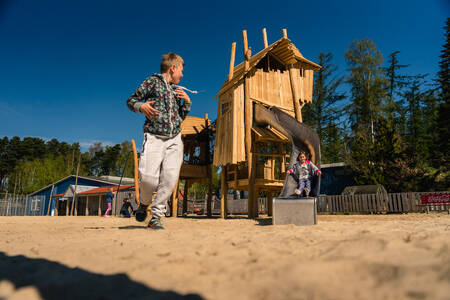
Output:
[213, 28, 321, 218]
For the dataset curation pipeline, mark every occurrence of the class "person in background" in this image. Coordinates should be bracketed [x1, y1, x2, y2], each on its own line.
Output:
[120, 198, 134, 218]
[104, 187, 115, 217]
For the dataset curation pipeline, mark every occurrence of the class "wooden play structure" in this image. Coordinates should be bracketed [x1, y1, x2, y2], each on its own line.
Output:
[213, 28, 321, 218]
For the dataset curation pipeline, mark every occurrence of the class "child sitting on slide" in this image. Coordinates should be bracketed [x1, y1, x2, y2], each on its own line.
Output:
[287, 151, 321, 197]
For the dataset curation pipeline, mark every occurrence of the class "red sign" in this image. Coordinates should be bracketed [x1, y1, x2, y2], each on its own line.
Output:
[420, 193, 450, 204]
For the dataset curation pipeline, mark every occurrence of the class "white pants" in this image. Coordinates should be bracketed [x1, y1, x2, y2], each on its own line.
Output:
[139, 133, 183, 218]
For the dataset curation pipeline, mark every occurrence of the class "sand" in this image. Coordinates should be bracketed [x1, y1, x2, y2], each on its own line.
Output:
[0, 214, 449, 300]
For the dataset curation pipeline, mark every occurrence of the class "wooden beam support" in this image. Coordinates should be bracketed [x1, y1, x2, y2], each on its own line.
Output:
[242, 29, 256, 219]
[228, 42, 236, 81]
[183, 180, 189, 215]
[85, 196, 89, 216]
[220, 165, 228, 219]
[262, 28, 268, 48]
[46, 184, 54, 216]
[171, 180, 179, 217]
[267, 192, 273, 216]
[282, 28, 287, 39]
[98, 195, 102, 216]
[288, 65, 302, 122]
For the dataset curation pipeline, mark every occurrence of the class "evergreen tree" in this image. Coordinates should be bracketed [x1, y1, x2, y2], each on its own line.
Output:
[345, 39, 387, 184]
[436, 18, 450, 173]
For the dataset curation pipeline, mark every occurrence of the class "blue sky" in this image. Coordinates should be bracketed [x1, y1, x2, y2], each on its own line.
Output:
[0, 0, 448, 151]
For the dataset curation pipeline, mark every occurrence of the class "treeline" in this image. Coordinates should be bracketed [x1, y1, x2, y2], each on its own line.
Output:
[0, 137, 134, 194]
[303, 18, 449, 192]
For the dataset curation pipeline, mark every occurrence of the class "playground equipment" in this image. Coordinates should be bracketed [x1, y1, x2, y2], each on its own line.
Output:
[213, 28, 322, 218]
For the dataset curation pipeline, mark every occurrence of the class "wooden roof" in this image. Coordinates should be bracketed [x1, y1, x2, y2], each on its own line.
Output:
[181, 116, 212, 136]
[213, 37, 321, 100]
[252, 126, 289, 143]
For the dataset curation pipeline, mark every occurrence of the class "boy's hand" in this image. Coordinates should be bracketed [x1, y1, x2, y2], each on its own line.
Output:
[140, 101, 159, 119]
[176, 88, 191, 103]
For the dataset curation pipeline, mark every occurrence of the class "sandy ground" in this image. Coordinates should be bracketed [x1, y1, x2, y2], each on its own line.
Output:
[0, 214, 449, 300]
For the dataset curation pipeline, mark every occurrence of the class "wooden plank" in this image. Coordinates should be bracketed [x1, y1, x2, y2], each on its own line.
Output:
[392, 193, 398, 212]
[267, 192, 273, 216]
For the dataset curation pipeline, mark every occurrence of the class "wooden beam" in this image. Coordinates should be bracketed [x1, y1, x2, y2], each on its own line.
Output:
[242, 29, 256, 219]
[98, 195, 102, 216]
[85, 196, 89, 216]
[171, 180, 179, 217]
[46, 184, 54, 216]
[183, 180, 189, 215]
[262, 28, 268, 48]
[220, 165, 228, 218]
[288, 66, 302, 122]
[267, 192, 273, 216]
[228, 42, 236, 81]
[282, 28, 287, 39]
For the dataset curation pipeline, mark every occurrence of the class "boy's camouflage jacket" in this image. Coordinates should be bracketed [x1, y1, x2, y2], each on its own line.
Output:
[126, 73, 191, 137]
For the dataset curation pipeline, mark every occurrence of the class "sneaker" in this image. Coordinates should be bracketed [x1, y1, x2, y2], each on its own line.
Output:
[148, 217, 164, 230]
[294, 189, 301, 195]
[135, 204, 148, 222]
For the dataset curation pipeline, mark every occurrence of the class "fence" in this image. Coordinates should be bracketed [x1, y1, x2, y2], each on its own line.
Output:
[0, 195, 46, 216]
[317, 192, 449, 214]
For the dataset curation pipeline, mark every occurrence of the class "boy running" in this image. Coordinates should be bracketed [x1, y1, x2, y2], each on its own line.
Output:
[126, 53, 191, 229]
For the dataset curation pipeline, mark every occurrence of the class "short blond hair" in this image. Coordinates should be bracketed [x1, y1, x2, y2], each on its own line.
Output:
[160, 52, 184, 73]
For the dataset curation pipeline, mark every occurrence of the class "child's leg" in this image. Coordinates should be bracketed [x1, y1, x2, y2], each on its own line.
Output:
[151, 134, 183, 219]
[298, 179, 306, 193]
[104, 203, 111, 216]
[305, 179, 312, 196]
[139, 134, 166, 206]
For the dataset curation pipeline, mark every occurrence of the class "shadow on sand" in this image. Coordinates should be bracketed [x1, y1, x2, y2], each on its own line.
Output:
[0, 251, 203, 300]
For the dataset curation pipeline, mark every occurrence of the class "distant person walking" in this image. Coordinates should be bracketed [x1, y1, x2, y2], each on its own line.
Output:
[104, 188, 115, 217]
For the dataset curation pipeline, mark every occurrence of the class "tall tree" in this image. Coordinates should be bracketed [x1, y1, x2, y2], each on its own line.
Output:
[345, 39, 387, 184]
[436, 17, 450, 172]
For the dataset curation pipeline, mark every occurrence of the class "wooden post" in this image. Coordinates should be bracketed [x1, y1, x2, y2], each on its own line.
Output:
[262, 28, 268, 48]
[220, 165, 228, 219]
[55, 198, 59, 216]
[282, 28, 287, 39]
[183, 180, 189, 215]
[85, 196, 89, 216]
[171, 180, 179, 217]
[205, 114, 212, 217]
[66, 198, 70, 216]
[267, 192, 273, 216]
[98, 195, 102, 216]
[289, 66, 302, 122]
[228, 42, 236, 81]
[242, 29, 256, 219]
[46, 184, 55, 216]
[70, 154, 81, 216]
